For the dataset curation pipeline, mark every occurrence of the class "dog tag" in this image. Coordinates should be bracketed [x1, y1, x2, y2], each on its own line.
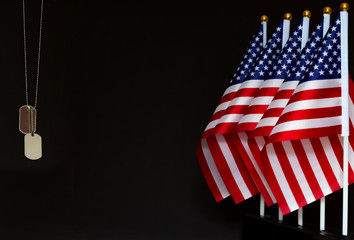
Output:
[24, 133, 42, 160]
[19, 105, 36, 134]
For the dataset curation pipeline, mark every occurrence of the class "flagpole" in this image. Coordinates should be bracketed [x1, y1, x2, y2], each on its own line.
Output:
[318, 6, 332, 232]
[340, 2, 350, 236]
[296, 10, 311, 227]
[259, 15, 268, 218]
[277, 12, 292, 222]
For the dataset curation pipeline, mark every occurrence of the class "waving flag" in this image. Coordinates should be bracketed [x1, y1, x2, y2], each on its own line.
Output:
[196, 22, 266, 202]
[261, 15, 354, 214]
[230, 18, 306, 206]
[252, 21, 325, 137]
[214, 21, 285, 135]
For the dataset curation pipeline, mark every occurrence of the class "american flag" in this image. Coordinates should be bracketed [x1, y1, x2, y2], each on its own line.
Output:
[231, 18, 306, 206]
[261, 15, 354, 214]
[196, 23, 265, 202]
[214, 21, 285, 135]
[252, 21, 326, 137]
[241, 19, 326, 206]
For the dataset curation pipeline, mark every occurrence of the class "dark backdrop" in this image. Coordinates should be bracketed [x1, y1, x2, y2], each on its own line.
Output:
[0, 0, 353, 239]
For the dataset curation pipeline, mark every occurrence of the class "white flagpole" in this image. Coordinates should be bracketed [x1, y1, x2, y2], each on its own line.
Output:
[278, 13, 291, 222]
[297, 10, 311, 227]
[259, 15, 268, 218]
[340, 2, 350, 236]
[319, 7, 332, 232]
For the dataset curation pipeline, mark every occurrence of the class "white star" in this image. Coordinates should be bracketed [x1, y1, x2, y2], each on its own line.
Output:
[277, 70, 282, 75]
[323, 51, 328, 57]
[324, 64, 329, 69]
[260, 71, 264, 76]
[310, 42, 316, 48]
[295, 71, 301, 77]
[329, 69, 333, 74]
[309, 71, 314, 77]
[318, 58, 323, 63]
[277, 27, 281, 31]
[319, 70, 324, 75]
[315, 36, 321, 42]
[300, 65, 306, 71]
[282, 64, 287, 70]
[287, 59, 292, 64]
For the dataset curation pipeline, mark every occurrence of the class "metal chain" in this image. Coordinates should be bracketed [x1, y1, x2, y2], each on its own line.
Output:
[22, 0, 44, 134]
[22, 0, 44, 109]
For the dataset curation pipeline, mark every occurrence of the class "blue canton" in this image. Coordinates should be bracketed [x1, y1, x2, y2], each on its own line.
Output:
[286, 20, 325, 81]
[247, 20, 284, 80]
[301, 15, 342, 82]
[267, 19, 304, 79]
[229, 24, 264, 86]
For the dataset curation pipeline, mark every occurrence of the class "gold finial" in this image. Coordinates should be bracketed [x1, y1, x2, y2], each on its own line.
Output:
[284, 13, 292, 20]
[340, 2, 349, 11]
[303, 10, 311, 18]
[260, 15, 268, 22]
[323, 6, 332, 14]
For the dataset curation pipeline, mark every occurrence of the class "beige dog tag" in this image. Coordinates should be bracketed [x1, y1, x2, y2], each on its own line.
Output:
[24, 133, 42, 160]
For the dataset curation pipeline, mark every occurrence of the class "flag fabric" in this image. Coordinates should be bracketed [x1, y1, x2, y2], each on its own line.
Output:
[252, 21, 325, 137]
[230, 19, 306, 206]
[214, 21, 285, 135]
[196, 23, 265, 202]
[239, 19, 326, 206]
[261, 15, 354, 214]
[203, 19, 287, 205]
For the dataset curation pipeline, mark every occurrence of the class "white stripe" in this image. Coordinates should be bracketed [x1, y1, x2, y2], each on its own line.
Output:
[239, 79, 263, 89]
[260, 79, 284, 88]
[266, 143, 298, 211]
[301, 139, 332, 196]
[271, 116, 342, 135]
[278, 81, 299, 90]
[223, 83, 241, 96]
[282, 98, 341, 115]
[238, 132, 276, 203]
[239, 114, 263, 124]
[204, 119, 217, 131]
[249, 96, 274, 106]
[217, 113, 244, 125]
[282, 141, 315, 203]
[213, 101, 230, 114]
[256, 117, 279, 128]
[294, 79, 341, 94]
[215, 135, 252, 199]
[201, 139, 230, 199]
[228, 97, 254, 107]
[267, 99, 289, 109]
[320, 136, 343, 188]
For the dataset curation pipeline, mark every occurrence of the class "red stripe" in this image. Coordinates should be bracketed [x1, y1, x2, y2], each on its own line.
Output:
[257, 87, 280, 97]
[196, 141, 224, 202]
[290, 140, 324, 200]
[268, 125, 342, 143]
[261, 144, 291, 214]
[273, 88, 296, 100]
[288, 87, 341, 105]
[231, 132, 274, 205]
[237, 122, 259, 132]
[207, 136, 245, 203]
[309, 138, 341, 192]
[261, 107, 285, 119]
[276, 106, 342, 124]
[273, 141, 308, 209]
[224, 134, 259, 196]
[244, 104, 270, 115]
[252, 125, 273, 137]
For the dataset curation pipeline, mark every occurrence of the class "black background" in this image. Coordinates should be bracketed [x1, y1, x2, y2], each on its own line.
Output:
[0, 0, 354, 239]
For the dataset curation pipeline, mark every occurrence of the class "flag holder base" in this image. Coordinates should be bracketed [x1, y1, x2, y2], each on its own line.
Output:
[242, 214, 354, 240]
